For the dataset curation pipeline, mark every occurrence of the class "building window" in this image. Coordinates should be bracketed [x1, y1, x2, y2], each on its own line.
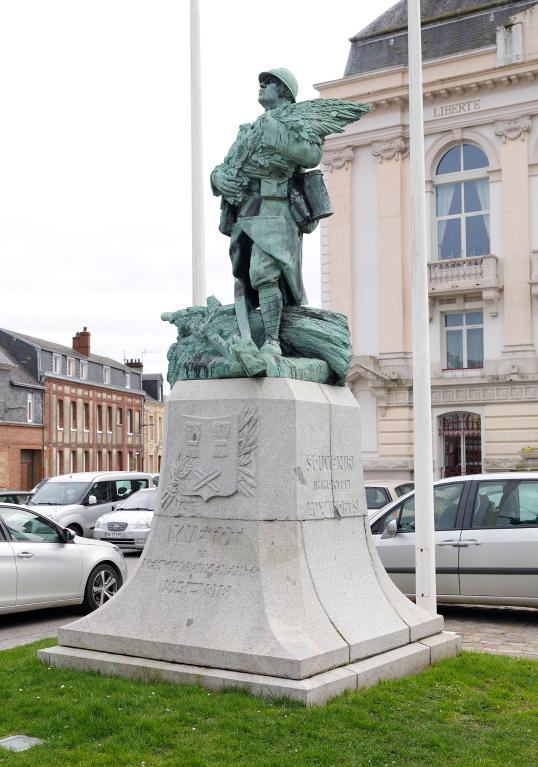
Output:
[70, 401, 77, 431]
[53, 354, 62, 374]
[439, 413, 482, 477]
[57, 449, 65, 475]
[107, 450, 113, 470]
[103, 366, 111, 384]
[435, 143, 489, 261]
[97, 404, 103, 433]
[117, 407, 123, 427]
[66, 356, 75, 376]
[107, 406, 113, 433]
[135, 410, 140, 435]
[444, 311, 483, 369]
[117, 451, 124, 471]
[97, 450, 103, 471]
[27, 393, 34, 423]
[84, 402, 90, 431]
[83, 450, 90, 471]
[148, 415, 154, 442]
[57, 399, 64, 430]
[127, 409, 134, 435]
[158, 416, 163, 442]
[128, 450, 135, 470]
[80, 361, 88, 380]
[125, 373, 131, 389]
[70, 450, 77, 473]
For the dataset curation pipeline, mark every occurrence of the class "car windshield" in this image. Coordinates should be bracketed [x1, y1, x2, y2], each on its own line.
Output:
[30, 482, 89, 506]
[117, 490, 157, 511]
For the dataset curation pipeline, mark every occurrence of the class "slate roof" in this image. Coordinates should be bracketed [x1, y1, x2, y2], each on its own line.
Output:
[0, 345, 41, 388]
[345, 0, 538, 76]
[142, 373, 164, 402]
[6, 330, 132, 372]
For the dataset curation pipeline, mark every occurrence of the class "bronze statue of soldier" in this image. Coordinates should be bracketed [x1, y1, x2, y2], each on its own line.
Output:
[211, 68, 363, 357]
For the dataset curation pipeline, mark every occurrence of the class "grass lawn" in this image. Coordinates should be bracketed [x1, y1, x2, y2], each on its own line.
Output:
[0, 641, 537, 766]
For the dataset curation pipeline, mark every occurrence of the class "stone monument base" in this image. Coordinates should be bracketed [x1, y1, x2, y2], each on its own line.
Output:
[39, 632, 460, 706]
[39, 379, 460, 705]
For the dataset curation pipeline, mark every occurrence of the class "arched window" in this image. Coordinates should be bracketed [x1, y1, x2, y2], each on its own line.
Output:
[435, 143, 489, 261]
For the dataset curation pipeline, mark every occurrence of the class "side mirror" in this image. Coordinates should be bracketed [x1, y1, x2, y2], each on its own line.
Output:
[61, 527, 76, 542]
[381, 519, 399, 539]
[87, 494, 97, 506]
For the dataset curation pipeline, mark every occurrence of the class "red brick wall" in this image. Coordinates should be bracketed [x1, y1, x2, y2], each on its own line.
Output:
[0, 423, 43, 489]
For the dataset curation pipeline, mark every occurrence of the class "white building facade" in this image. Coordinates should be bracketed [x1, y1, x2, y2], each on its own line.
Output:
[317, 0, 538, 480]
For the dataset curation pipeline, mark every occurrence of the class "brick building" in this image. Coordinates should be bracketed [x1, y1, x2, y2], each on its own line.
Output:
[0, 328, 145, 480]
[0, 346, 44, 489]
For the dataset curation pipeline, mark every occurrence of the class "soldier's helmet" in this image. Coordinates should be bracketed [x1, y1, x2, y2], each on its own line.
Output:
[258, 68, 298, 103]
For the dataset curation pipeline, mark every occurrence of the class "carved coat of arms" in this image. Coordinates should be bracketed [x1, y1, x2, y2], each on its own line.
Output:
[161, 406, 258, 509]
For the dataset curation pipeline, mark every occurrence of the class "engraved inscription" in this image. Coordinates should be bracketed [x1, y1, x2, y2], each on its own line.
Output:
[163, 522, 245, 547]
[313, 479, 351, 491]
[143, 525, 259, 602]
[433, 99, 480, 118]
[307, 498, 359, 515]
[305, 454, 355, 472]
[303, 453, 359, 513]
[142, 558, 259, 579]
[159, 580, 233, 600]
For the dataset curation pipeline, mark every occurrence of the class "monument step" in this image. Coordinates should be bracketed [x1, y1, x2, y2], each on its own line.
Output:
[38, 632, 461, 707]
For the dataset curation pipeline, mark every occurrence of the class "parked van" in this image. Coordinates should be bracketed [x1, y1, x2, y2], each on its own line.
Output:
[29, 472, 152, 538]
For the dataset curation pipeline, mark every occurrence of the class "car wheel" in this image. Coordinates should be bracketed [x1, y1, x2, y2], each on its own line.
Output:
[67, 524, 83, 536]
[82, 563, 122, 612]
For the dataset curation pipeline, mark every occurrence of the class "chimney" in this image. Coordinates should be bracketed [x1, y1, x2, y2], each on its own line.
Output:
[125, 358, 143, 372]
[72, 327, 91, 357]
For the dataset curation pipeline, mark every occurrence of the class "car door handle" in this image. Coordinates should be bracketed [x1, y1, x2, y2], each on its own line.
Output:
[439, 539, 461, 547]
[17, 551, 34, 559]
[439, 539, 482, 548]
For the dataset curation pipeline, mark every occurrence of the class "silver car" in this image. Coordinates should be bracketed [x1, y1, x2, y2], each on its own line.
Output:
[369, 473, 538, 607]
[94, 487, 157, 550]
[0, 503, 127, 614]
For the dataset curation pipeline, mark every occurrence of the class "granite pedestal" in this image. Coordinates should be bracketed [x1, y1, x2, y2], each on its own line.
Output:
[39, 379, 460, 705]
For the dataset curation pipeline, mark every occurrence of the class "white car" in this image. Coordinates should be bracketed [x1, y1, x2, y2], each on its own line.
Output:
[365, 481, 414, 511]
[369, 473, 538, 607]
[29, 471, 153, 538]
[0, 503, 127, 615]
[94, 487, 157, 551]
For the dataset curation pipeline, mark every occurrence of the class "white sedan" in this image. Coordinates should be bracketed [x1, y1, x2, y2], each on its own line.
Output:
[94, 487, 157, 551]
[0, 503, 127, 615]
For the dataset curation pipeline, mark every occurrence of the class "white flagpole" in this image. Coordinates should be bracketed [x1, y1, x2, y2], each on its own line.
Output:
[408, 0, 437, 612]
[190, 0, 206, 306]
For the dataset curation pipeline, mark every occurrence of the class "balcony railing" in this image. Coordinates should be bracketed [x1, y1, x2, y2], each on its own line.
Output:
[428, 254, 502, 315]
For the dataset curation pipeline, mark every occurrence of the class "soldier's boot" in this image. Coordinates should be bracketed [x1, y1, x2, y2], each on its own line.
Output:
[258, 281, 282, 356]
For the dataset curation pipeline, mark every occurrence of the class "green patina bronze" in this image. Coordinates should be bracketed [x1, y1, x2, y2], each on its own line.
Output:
[164, 68, 369, 387]
[162, 298, 351, 386]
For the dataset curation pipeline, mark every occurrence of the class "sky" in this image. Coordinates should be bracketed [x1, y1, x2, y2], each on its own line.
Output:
[1, 0, 396, 384]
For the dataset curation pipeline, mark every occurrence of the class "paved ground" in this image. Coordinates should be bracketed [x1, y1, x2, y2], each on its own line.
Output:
[2, 552, 538, 660]
[440, 604, 538, 660]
